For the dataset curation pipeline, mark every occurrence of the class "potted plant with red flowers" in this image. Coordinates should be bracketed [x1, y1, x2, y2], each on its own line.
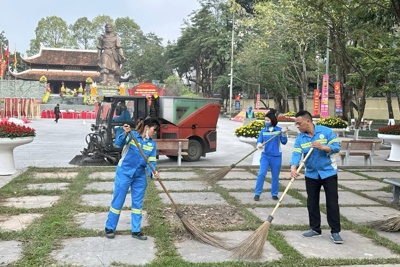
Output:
[378, 124, 400, 161]
[0, 120, 36, 175]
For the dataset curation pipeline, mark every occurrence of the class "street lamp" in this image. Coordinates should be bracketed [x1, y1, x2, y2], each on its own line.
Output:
[228, 12, 235, 119]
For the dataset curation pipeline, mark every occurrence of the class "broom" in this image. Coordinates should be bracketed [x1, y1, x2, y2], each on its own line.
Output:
[230, 148, 314, 260]
[368, 214, 400, 232]
[207, 131, 281, 181]
[128, 131, 231, 250]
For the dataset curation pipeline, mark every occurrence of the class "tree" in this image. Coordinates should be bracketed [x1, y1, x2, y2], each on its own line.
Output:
[27, 16, 77, 55]
[70, 17, 96, 50]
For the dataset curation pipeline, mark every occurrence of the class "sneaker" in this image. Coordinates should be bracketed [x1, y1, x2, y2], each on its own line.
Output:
[272, 196, 279, 200]
[254, 195, 260, 201]
[104, 228, 115, 239]
[302, 230, 321, 238]
[132, 232, 147, 240]
[331, 232, 343, 244]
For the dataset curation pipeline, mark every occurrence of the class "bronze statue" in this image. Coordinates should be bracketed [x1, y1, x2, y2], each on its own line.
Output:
[97, 23, 127, 85]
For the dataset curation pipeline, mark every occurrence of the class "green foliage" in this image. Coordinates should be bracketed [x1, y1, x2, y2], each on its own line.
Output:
[316, 117, 348, 129]
[284, 111, 296, 117]
[254, 111, 265, 119]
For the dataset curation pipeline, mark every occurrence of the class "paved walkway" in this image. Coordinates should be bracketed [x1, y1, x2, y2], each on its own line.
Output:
[0, 117, 399, 266]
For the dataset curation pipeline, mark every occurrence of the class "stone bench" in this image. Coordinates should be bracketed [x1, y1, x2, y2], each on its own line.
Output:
[155, 139, 189, 166]
[383, 178, 400, 204]
[339, 139, 381, 165]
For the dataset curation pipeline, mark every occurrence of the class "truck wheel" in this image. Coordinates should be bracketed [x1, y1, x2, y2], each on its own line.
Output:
[183, 139, 202, 162]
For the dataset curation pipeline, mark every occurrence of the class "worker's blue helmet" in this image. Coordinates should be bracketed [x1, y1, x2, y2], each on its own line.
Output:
[248, 106, 252, 109]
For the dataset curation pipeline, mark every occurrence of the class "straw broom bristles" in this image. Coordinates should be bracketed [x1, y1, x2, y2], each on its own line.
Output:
[230, 148, 314, 260]
[208, 132, 281, 182]
[128, 131, 231, 250]
[368, 214, 400, 232]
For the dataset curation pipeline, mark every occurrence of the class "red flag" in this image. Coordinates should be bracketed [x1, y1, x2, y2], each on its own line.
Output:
[5, 46, 9, 65]
[13, 48, 17, 69]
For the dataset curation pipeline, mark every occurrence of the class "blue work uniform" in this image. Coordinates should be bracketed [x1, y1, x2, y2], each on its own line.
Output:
[254, 125, 288, 197]
[290, 124, 341, 234]
[105, 130, 157, 233]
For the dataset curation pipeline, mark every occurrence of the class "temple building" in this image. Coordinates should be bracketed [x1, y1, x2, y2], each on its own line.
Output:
[11, 47, 99, 94]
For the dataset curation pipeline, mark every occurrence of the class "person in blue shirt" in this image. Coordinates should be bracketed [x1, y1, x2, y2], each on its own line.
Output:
[245, 106, 255, 118]
[289, 110, 343, 244]
[254, 110, 288, 201]
[105, 117, 160, 240]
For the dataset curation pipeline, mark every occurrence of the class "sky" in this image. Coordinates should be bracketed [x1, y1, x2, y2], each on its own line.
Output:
[0, 0, 201, 55]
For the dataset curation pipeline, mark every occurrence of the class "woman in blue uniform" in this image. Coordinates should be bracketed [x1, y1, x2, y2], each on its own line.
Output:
[105, 117, 160, 240]
[254, 110, 288, 201]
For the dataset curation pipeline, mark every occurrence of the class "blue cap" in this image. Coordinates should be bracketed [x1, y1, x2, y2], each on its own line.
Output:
[248, 106, 252, 109]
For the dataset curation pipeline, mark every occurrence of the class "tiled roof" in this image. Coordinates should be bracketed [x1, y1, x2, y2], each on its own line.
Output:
[22, 47, 98, 66]
[11, 69, 99, 82]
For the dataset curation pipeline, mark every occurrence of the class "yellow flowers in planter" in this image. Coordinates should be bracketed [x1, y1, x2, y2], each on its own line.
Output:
[316, 117, 347, 128]
[235, 120, 265, 138]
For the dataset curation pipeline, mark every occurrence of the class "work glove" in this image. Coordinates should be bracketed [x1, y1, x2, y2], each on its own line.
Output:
[256, 143, 264, 150]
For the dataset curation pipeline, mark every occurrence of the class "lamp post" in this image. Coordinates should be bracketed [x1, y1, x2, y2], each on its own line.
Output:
[228, 12, 235, 119]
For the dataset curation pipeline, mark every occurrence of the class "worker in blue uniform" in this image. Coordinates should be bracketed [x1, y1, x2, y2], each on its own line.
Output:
[105, 117, 160, 240]
[289, 110, 343, 244]
[254, 110, 288, 201]
[245, 106, 255, 118]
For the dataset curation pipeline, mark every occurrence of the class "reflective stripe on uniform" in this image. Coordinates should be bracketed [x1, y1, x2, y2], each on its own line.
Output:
[131, 208, 142, 214]
[148, 156, 156, 162]
[110, 207, 121, 214]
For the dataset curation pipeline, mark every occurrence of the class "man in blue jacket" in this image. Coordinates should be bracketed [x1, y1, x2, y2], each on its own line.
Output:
[290, 110, 343, 244]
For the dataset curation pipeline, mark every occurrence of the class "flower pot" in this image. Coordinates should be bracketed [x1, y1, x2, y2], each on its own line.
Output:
[237, 136, 260, 165]
[377, 134, 400, 161]
[0, 137, 34, 175]
[331, 128, 347, 137]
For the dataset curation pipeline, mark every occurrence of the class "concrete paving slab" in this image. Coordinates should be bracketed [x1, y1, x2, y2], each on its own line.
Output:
[33, 172, 78, 179]
[339, 180, 387, 191]
[81, 193, 132, 208]
[340, 206, 400, 224]
[158, 192, 228, 205]
[88, 172, 115, 180]
[279, 179, 307, 191]
[248, 207, 329, 226]
[74, 212, 148, 231]
[0, 213, 42, 231]
[26, 182, 70, 190]
[217, 179, 262, 190]
[298, 191, 381, 205]
[338, 171, 368, 180]
[361, 190, 395, 204]
[84, 181, 114, 191]
[0, 240, 23, 265]
[154, 180, 212, 191]
[51, 235, 156, 266]
[222, 170, 257, 179]
[175, 231, 282, 263]
[158, 171, 199, 179]
[358, 171, 400, 179]
[1, 195, 60, 208]
[376, 231, 400, 245]
[279, 230, 399, 260]
[229, 192, 302, 205]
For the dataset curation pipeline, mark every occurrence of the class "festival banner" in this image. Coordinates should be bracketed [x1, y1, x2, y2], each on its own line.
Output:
[320, 74, 329, 117]
[313, 89, 320, 116]
[334, 81, 342, 113]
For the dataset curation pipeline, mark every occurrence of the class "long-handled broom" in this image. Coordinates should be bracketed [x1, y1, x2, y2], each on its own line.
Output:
[207, 131, 281, 181]
[367, 214, 400, 232]
[128, 132, 231, 250]
[230, 148, 314, 260]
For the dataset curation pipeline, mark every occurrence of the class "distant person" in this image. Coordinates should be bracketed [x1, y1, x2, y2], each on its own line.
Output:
[97, 23, 127, 85]
[289, 110, 343, 244]
[254, 110, 288, 201]
[105, 118, 160, 240]
[54, 104, 61, 123]
[245, 106, 255, 118]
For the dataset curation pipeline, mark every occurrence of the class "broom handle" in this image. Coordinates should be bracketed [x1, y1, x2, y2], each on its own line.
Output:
[232, 131, 281, 167]
[128, 131, 180, 210]
[267, 147, 314, 222]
